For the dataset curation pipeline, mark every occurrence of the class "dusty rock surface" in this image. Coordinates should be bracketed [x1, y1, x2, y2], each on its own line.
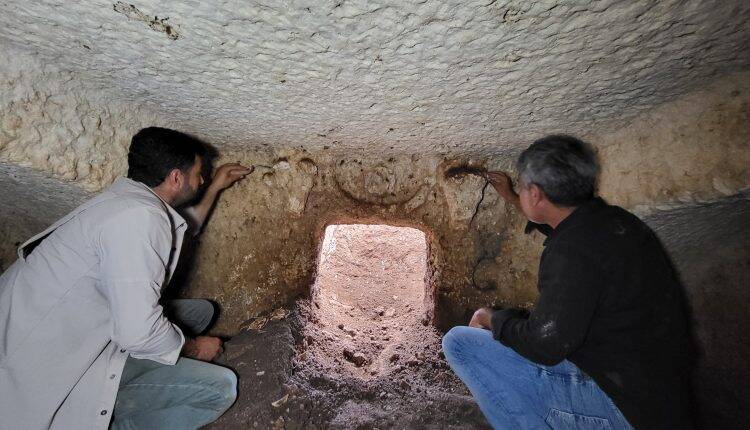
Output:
[308, 224, 431, 380]
[210, 309, 488, 430]
[209, 224, 489, 429]
[2, 1, 749, 152]
[0, 5, 749, 425]
[1, 44, 748, 336]
[182, 149, 544, 335]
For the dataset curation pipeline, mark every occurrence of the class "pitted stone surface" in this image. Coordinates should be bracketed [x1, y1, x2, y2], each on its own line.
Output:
[0, 0, 748, 155]
[0, 46, 170, 191]
[440, 172, 487, 228]
[0, 4, 748, 423]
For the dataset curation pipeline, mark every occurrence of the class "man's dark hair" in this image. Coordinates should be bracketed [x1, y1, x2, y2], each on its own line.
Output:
[517, 134, 598, 206]
[127, 127, 207, 187]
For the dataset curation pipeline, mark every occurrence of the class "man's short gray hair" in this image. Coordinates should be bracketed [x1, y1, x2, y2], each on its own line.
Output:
[517, 135, 598, 206]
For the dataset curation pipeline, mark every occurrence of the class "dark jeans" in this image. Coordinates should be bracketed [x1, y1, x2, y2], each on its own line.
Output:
[111, 299, 237, 430]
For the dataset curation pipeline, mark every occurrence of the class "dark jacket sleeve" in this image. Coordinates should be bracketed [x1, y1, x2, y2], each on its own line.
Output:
[491, 241, 603, 365]
[491, 308, 528, 339]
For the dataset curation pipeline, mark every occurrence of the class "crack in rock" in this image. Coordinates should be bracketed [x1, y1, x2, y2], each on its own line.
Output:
[113, 2, 180, 40]
[469, 179, 491, 229]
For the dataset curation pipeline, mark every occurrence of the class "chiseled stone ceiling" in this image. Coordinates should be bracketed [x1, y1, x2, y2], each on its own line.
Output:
[1, 0, 749, 155]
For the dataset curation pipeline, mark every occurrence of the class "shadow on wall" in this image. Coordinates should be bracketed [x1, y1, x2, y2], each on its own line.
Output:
[643, 193, 750, 429]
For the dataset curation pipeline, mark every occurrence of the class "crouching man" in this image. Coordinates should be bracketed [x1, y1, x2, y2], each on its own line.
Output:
[443, 135, 692, 429]
[0, 127, 252, 429]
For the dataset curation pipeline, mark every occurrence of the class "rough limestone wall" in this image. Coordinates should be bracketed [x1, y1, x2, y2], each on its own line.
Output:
[593, 71, 750, 210]
[0, 46, 169, 268]
[181, 151, 543, 334]
[183, 71, 750, 335]
[0, 45, 170, 192]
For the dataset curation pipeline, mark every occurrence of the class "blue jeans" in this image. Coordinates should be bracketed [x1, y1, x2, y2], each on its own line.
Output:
[111, 299, 237, 429]
[442, 326, 633, 430]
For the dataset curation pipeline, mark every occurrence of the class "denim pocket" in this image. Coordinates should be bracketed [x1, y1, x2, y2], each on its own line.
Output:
[545, 408, 613, 430]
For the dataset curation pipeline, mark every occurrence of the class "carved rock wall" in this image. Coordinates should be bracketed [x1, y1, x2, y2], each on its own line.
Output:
[594, 72, 750, 211]
[182, 72, 750, 334]
[643, 194, 750, 428]
[0, 38, 748, 425]
[0, 46, 170, 191]
[1, 1, 749, 153]
[181, 150, 541, 333]
[0, 48, 747, 336]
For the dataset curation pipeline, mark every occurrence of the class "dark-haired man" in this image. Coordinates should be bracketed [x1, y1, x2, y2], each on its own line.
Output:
[443, 135, 692, 429]
[0, 127, 251, 429]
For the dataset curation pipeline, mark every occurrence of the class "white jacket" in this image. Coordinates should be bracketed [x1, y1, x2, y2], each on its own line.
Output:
[0, 177, 188, 429]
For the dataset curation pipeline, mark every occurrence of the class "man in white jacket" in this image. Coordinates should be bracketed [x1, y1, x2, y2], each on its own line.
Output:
[0, 127, 251, 429]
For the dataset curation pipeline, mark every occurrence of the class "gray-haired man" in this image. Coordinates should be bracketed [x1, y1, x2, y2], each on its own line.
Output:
[443, 135, 692, 429]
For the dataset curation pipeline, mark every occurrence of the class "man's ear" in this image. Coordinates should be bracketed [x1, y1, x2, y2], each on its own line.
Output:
[166, 168, 183, 190]
[529, 183, 545, 206]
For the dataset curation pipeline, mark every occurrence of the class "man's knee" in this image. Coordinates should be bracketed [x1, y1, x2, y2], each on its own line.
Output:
[196, 299, 216, 325]
[443, 326, 519, 365]
[164, 299, 217, 335]
[190, 299, 216, 335]
[442, 326, 461, 355]
[215, 367, 237, 408]
[442, 326, 479, 361]
[191, 361, 237, 412]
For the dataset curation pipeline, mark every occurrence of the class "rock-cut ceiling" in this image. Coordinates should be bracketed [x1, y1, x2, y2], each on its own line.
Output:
[1, 0, 749, 155]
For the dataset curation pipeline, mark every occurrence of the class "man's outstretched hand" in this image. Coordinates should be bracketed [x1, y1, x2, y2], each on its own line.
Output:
[209, 163, 253, 192]
[485, 171, 521, 210]
[469, 307, 494, 330]
[182, 336, 224, 362]
[188, 163, 253, 229]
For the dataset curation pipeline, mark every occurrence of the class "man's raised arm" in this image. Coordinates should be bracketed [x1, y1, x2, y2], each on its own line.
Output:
[184, 162, 253, 231]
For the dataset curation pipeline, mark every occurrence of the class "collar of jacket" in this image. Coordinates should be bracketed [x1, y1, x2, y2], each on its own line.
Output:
[110, 177, 188, 230]
[542, 197, 606, 246]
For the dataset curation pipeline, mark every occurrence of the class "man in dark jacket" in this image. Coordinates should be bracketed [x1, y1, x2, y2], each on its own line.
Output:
[442, 135, 692, 429]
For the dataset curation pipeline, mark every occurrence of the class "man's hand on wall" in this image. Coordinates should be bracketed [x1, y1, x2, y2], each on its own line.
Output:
[189, 163, 253, 228]
[182, 336, 224, 362]
[209, 162, 253, 192]
[486, 171, 521, 210]
[468, 307, 493, 329]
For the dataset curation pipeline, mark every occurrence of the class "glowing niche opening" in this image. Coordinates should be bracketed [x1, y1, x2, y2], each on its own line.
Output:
[310, 224, 429, 378]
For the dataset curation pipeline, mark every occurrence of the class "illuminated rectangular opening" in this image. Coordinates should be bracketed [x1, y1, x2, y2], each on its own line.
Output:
[310, 224, 429, 378]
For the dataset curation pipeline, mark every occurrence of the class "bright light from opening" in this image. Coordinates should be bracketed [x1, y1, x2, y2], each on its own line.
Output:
[310, 224, 428, 377]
